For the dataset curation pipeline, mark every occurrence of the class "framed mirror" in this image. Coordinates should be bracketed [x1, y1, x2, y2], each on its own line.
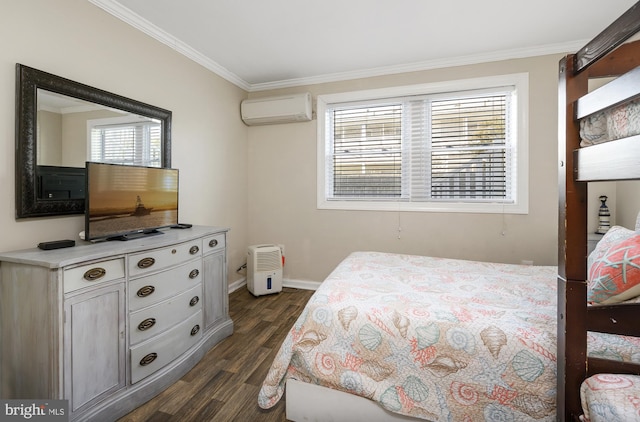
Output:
[15, 64, 172, 219]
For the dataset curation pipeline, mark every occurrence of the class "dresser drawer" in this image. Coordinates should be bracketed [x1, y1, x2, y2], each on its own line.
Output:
[129, 259, 202, 311]
[130, 310, 203, 384]
[202, 233, 225, 255]
[64, 258, 125, 293]
[129, 283, 202, 345]
[128, 240, 202, 278]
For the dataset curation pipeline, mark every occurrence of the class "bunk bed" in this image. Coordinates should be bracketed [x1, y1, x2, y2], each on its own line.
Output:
[558, 1, 640, 420]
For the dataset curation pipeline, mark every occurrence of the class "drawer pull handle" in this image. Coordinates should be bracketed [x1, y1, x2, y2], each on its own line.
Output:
[189, 296, 200, 306]
[137, 285, 155, 297]
[189, 269, 200, 279]
[140, 353, 157, 366]
[190, 325, 200, 336]
[83, 267, 106, 281]
[189, 245, 199, 255]
[137, 257, 155, 269]
[138, 318, 156, 331]
[209, 239, 218, 248]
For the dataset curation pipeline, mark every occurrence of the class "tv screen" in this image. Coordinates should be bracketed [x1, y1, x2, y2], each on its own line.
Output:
[37, 165, 86, 200]
[85, 162, 179, 241]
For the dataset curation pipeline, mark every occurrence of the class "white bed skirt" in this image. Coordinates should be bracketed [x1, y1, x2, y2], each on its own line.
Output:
[285, 379, 420, 422]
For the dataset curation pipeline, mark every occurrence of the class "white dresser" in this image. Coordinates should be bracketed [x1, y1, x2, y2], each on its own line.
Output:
[0, 225, 233, 421]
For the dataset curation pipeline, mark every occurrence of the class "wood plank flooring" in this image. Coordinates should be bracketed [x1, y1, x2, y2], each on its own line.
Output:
[118, 286, 315, 422]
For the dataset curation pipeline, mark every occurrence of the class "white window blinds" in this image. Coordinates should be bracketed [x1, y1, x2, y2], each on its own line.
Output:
[325, 87, 516, 205]
[330, 104, 403, 198]
[90, 121, 162, 167]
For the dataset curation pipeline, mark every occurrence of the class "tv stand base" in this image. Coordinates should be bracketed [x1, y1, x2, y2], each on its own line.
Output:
[107, 229, 164, 241]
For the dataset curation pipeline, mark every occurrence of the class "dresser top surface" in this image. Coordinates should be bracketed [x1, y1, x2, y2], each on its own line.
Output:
[0, 225, 228, 268]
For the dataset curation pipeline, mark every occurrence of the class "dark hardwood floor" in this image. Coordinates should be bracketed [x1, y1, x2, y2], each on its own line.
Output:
[118, 286, 314, 422]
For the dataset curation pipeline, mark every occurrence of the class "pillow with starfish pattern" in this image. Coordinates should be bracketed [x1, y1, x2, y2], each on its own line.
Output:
[588, 226, 640, 304]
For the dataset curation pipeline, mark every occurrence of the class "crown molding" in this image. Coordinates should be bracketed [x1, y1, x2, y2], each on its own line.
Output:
[88, 0, 251, 91]
[248, 40, 587, 91]
[88, 0, 587, 93]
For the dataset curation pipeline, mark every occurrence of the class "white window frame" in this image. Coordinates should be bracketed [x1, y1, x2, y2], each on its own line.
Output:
[317, 73, 529, 214]
[87, 116, 162, 167]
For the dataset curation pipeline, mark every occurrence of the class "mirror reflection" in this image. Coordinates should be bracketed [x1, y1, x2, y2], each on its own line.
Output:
[16, 63, 172, 219]
[37, 89, 162, 168]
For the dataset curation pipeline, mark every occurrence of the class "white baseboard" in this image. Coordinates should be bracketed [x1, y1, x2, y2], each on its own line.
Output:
[228, 277, 320, 293]
[284, 278, 321, 291]
[228, 277, 246, 293]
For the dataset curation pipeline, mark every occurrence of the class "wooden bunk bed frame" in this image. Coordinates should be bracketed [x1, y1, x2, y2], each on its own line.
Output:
[558, 2, 640, 419]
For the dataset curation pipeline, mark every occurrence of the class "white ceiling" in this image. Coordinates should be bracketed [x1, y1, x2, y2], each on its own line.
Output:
[89, 0, 637, 91]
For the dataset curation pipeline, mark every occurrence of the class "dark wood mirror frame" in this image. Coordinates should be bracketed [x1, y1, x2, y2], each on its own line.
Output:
[15, 63, 172, 219]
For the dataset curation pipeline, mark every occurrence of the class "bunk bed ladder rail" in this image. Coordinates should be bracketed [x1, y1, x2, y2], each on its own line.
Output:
[558, 49, 589, 421]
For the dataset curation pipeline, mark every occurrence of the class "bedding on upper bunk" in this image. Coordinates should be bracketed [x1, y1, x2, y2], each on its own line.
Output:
[258, 251, 560, 421]
[580, 99, 640, 147]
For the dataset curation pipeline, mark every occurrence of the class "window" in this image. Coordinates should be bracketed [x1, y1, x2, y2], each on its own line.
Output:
[89, 118, 162, 167]
[317, 74, 528, 213]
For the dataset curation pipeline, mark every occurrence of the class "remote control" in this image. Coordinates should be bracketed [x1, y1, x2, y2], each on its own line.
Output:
[38, 239, 76, 250]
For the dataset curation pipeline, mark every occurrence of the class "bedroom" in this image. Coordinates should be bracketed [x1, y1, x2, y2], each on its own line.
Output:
[1, 0, 640, 421]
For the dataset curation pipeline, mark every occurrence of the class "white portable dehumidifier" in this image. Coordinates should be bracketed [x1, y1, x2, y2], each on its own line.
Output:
[247, 244, 283, 296]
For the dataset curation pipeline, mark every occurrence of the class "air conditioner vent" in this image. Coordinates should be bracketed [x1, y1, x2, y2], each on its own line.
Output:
[241, 93, 312, 126]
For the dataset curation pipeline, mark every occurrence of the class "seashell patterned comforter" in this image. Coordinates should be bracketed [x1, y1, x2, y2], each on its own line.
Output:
[257, 252, 638, 420]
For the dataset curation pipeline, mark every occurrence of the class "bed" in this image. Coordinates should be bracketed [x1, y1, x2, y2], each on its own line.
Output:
[259, 252, 559, 420]
[258, 252, 639, 421]
[558, 1, 640, 420]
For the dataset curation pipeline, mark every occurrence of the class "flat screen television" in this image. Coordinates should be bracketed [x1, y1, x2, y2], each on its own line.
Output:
[37, 165, 86, 200]
[85, 162, 179, 241]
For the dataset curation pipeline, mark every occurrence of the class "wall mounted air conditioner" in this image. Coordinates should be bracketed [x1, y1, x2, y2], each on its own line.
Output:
[247, 244, 283, 296]
[241, 92, 312, 126]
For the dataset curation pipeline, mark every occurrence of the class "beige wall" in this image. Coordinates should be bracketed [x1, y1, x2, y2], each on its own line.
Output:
[248, 55, 562, 282]
[1, 0, 571, 287]
[613, 181, 640, 229]
[61, 109, 122, 167]
[0, 0, 248, 286]
[37, 110, 62, 165]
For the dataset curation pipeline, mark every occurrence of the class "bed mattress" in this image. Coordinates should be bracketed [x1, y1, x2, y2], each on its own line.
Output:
[258, 251, 639, 421]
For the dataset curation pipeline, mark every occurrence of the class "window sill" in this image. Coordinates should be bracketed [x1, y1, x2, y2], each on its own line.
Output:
[317, 198, 528, 214]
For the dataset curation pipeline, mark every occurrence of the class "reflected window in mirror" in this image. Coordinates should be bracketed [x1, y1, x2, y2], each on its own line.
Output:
[37, 89, 164, 168]
[89, 117, 162, 167]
